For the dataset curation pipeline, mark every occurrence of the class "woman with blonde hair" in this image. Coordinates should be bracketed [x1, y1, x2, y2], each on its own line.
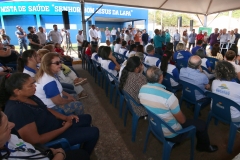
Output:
[35, 52, 84, 115]
[37, 50, 88, 99]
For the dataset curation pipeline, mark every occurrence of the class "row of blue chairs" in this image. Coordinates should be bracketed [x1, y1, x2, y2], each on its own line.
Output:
[83, 53, 239, 159]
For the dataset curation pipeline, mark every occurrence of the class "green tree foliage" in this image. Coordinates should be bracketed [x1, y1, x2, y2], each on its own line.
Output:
[219, 10, 240, 18]
[148, 10, 197, 27]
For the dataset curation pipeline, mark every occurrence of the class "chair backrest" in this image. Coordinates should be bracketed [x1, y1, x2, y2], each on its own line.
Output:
[106, 69, 119, 84]
[206, 57, 218, 70]
[101, 67, 117, 82]
[201, 66, 211, 74]
[143, 63, 151, 69]
[92, 60, 101, 72]
[122, 90, 143, 115]
[114, 52, 127, 64]
[144, 107, 179, 143]
[206, 91, 240, 124]
[179, 80, 205, 104]
[162, 72, 177, 92]
[176, 59, 188, 70]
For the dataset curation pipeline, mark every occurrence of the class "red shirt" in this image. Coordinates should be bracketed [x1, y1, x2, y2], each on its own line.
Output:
[196, 34, 204, 41]
[85, 47, 92, 58]
[55, 48, 64, 56]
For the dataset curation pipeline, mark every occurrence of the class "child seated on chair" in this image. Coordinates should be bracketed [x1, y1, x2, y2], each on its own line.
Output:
[54, 43, 72, 62]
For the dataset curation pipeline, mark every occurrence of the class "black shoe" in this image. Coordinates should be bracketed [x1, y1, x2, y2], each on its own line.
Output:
[196, 145, 218, 153]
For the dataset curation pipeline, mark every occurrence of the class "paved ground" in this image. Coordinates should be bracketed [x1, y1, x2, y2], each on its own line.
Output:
[73, 64, 240, 160]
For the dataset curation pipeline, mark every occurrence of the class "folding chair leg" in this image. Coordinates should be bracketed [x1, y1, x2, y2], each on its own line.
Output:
[193, 104, 201, 119]
[227, 124, 237, 153]
[143, 128, 151, 152]
[109, 85, 115, 104]
[131, 115, 139, 142]
[162, 144, 172, 160]
[119, 95, 124, 118]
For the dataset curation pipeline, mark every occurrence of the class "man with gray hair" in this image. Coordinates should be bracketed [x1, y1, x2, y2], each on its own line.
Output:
[139, 66, 218, 152]
[179, 55, 210, 100]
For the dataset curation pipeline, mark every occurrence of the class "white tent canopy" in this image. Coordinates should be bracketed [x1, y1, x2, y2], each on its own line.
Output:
[79, 0, 240, 15]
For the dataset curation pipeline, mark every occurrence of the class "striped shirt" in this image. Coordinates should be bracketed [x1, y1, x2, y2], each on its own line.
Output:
[138, 83, 182, 138]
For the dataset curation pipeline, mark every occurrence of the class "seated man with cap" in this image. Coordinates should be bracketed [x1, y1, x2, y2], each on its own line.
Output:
[144, 45, 161, 68]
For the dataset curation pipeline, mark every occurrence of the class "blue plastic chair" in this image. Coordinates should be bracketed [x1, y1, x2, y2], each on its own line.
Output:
[122, 90, 147, 142]
[92, 60, 104, 87]
[176, 59, 188, 70]
[206, 91, 240, 153]
[45, 138, 80, 151]
[108, 72, 125, 117]
[113, 52, 128, 64]
[101, 68, 116, 104]
[201, 66, 215, 80]
[143, 108, 196, 160]
[206, 57, 219, 70]
[179, 80, 211, 119]
[85, 55, 94, 76]
[162, 72, 182, 94]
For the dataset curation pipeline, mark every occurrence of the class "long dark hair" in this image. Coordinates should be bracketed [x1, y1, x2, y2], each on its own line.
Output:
[101, 46, 111, 60]
[91, 44, 98, 53]
[119, 56, 141, 90]
[17, 50, 36, 72]
[211, 44, 220, 57]
[0, 73, 30, 111]
[160, 50, 172, 73]
[129, 44, 137, 52]
[137, 45, 144, 53]
[97, 46, 105, 57]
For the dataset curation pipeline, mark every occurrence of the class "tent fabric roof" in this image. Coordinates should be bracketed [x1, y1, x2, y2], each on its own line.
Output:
[82, 0, 240, 15]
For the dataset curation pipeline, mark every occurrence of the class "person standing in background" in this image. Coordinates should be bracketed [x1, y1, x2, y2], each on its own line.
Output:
[48, 24, 62, 44]
[36, 26, 46, 46]
[165, 29, 171, 45]
[208, 28, 219, 49]
[116, 28, 121, 39]
[154, 29, 165, 57]
[182, 30, 188, 47]
[196, 30, 204, 41]
[96, 27, 102, 45]
[234, 28, 239, 46]
[89, 25, 98, 45]
[76, 30, 84, 58]
[105, 27, 111, 41]
[188, 29, 197, 50]
[202, 32, 209, 51]
[27, 26, 42, 51]
[15, 25, 27, 54]
[0, 29, 11, 44]
[111, 27, 117, 41]
[173, 29, 180, 52]
[142, 29, 149, 46]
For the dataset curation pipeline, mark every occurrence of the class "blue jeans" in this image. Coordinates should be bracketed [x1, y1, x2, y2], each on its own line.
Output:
[55, 114, 99, 154]
[112, 35, 116, 41]
[18, 40, 28, 55]
[174, 41, 179, 52]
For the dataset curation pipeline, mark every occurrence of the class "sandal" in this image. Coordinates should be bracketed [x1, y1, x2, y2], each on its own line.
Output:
[78, 91, 88, 100]
[74, 78, 88, 86]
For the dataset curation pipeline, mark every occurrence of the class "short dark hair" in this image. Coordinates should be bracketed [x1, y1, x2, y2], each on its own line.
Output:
[196, 40, 203, 45]
[225, 50, 236, 61]
[195, 49, 205, 58]
[28, 26, 33, 31]
[122, 40, 127, 46]
[116, 38, 121, 44]
[53, 24, 57, 27]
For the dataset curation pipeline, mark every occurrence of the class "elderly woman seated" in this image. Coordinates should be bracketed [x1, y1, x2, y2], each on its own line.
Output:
[0, 73, 99, 155]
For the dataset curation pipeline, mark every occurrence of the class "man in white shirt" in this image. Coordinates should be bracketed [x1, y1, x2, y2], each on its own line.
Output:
[47, 24, 62, 44]
[114, 37, 122, 53]
[76, 30, 84, 58]
[111, 27, 117, 41]
[228, 30, 236, 46]
[96, 27, 101, 45]
[105, 27, 111, 41]
[36, 26, 46, 45]
[89, 25, 98, 45]
[217, 28, 228, 55]
[124, 30, 131, 44]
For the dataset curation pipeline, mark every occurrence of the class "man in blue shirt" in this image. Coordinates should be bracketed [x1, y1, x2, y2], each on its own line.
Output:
[153, 29, 165, 57]
[179, 55, 210, 100]
[173, 29, 180, 52]
[188, 29, 197, 50]
[191, 40, 205, 55]
[15, 25, 27, 55]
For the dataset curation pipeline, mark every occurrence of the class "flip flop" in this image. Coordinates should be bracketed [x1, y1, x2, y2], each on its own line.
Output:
[78, 92, 88, 100]
[74, 78, 88, 86]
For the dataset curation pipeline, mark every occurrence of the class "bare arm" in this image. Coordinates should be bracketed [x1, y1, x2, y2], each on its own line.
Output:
[173, 111, 186, 124]
[47, 108, 67, 121]
[18, 121, 71, 144]
[50, 94, 73, 105]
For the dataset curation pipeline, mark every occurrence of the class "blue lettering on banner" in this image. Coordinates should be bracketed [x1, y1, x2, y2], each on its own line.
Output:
[0, 1, 141, 18]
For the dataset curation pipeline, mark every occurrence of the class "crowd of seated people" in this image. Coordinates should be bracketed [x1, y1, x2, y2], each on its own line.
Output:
[0, 24, 240, 158]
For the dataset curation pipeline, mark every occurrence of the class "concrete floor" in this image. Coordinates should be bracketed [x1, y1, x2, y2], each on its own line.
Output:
[74, 64, 240, 160]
